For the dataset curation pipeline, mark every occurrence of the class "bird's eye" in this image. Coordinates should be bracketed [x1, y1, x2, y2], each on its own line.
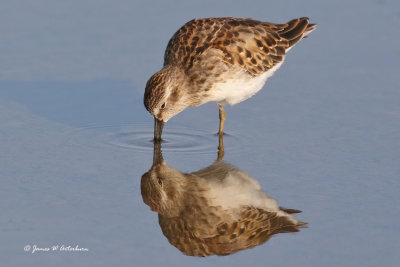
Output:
[160, 103, 166, 109]
[157, 178, 163, 187]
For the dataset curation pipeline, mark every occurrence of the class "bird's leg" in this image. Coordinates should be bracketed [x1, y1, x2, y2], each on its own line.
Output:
[218, 104, 226, 136]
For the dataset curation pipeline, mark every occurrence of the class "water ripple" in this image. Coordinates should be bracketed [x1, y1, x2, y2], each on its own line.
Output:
[64, 123, 245, 154]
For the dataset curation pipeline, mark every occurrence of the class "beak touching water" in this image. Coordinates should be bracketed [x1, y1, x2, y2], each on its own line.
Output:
[154, 117, 165, 141]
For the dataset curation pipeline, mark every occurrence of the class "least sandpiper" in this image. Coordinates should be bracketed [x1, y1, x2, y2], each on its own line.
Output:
[144, 17, 316, 140]
[141, 138, 306, 256]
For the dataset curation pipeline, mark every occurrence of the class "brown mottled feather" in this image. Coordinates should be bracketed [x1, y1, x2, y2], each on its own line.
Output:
[159, 206, 306, 257]
[164, 17, 315, 77]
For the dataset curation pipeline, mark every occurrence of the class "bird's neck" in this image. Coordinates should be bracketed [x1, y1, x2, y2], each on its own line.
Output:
[162, 65, 203, 106]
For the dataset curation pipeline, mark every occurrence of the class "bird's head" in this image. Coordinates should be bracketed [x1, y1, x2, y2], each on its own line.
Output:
[141, 161, 188, 216]
[144, 67, 188, 140]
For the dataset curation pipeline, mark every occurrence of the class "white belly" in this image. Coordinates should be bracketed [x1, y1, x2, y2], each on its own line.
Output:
[210, 62, 283, 105]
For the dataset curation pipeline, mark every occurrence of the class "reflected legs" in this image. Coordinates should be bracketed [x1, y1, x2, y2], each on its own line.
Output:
[217, 134, 224, 161]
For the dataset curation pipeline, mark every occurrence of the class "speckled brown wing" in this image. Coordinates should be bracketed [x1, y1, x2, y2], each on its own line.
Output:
[159, 206, 306, 257]
[207, 207, 306, 254]
[164, 17, 316, 76]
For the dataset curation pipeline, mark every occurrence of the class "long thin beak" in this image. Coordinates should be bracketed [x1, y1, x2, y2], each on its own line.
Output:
[154, 117, 165, 141]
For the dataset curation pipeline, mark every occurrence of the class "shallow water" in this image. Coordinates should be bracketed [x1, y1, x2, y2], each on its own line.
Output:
[1, 0, 400, 266]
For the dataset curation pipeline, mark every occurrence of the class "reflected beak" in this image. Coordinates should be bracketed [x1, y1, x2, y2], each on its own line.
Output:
[152, 139, 164, 165]
[154, 117, 165, 141]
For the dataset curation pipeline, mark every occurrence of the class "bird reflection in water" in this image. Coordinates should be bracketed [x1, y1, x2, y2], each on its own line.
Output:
[141, 136, 306, 256]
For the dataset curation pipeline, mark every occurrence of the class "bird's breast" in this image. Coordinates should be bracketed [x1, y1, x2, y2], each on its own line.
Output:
[209, 62, 283, 105]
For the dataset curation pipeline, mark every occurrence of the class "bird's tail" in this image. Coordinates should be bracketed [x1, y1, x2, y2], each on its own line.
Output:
[279, 17, 316, 47]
